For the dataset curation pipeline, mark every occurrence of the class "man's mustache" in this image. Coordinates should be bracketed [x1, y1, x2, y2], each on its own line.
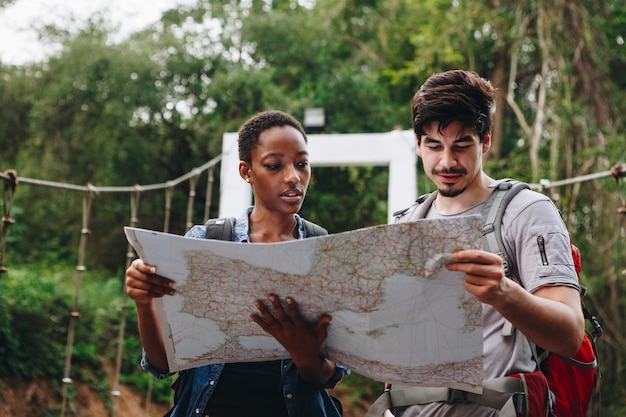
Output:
[432, 168, 467, 175]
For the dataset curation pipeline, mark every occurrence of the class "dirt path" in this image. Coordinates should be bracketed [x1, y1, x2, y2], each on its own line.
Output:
[1, 377, 373, 417]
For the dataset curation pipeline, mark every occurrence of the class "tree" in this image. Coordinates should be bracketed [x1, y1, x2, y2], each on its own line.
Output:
[0, 0, 16, 8]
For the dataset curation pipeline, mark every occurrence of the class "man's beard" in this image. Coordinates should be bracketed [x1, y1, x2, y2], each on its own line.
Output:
[432, 168, 467, 197]
[438, 186, 466, 198]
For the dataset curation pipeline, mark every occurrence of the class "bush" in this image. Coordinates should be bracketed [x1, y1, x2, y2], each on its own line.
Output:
[0, 266, 69, 378]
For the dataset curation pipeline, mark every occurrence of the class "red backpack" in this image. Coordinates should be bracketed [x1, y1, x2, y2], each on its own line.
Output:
[482, 181, 602, 417]
[501, 244, 601, 417]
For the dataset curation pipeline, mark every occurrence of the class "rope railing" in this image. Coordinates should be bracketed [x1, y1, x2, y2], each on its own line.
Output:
[1, 154, 222, 194]
[111, 190, 142, 417]
[0, 169, 17, 275]
[0, 155, 221, 416]
[530, 166, 625, 191]
[529, 165, 626, 218]
[60, 190, 94, 417]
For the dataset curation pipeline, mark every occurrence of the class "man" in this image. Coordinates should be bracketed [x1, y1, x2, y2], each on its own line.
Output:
[393, 70, 584, 416]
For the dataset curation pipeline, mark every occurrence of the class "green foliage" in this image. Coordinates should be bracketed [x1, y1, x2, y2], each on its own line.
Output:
[337, 372, 385, 415]
[119, 311, 174, 403]
[302, 166, 389, 233]
[295, 67, 408, 133]
[0, 266, 69, 378]
[119, 370, 174, 404]
[0, 261, 177, 406]
[0, 66, 32, 165]
[0, 265, 143, 383]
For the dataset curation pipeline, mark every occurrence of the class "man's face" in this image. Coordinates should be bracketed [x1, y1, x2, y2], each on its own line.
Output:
[417, 120, 489, 197]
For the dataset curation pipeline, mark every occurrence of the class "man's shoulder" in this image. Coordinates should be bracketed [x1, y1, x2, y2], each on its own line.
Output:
[496, 188, 567, 243]
[489, 179, 550, 207]
[392, 203, 417, 220]
[505, 187, 555, 218]
[393, 192, 438, 223]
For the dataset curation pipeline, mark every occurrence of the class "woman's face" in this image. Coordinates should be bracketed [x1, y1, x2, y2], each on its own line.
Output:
[240, 125, 311, 216]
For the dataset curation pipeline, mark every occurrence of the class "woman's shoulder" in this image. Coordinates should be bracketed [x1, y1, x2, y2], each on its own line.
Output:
[185, 224, 208, 239]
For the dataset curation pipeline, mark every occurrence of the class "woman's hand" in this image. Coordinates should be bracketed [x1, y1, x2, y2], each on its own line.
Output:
[125, 259, 176, 305]
[251, 294, 336, 385]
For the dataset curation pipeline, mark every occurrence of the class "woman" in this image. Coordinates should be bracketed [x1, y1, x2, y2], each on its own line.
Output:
[125, 110, 347, 417]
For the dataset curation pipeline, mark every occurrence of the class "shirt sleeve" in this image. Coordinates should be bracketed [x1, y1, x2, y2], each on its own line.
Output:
[141, 350, 176, 379]
[503, 193, 580, 294]
[185, 224, 206, 239]
[322, 363, 350, 389]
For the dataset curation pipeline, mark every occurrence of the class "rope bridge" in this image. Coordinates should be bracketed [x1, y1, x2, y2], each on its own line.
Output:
[0, 159, 624, 417]
[1, 155, 220, 417]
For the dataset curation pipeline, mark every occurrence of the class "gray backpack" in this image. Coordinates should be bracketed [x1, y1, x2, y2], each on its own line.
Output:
[204, 217, 328, 241]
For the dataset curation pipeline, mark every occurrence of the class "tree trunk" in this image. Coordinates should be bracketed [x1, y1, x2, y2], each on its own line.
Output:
[489, 50, 509, 161]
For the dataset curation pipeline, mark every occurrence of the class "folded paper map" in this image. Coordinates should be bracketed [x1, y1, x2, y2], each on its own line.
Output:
[124, 215, 484, 391]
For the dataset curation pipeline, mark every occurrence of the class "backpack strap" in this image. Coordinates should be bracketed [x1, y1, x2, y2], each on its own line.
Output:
[393, 192, 438, 222]
[204, 217, 236, 241]
[301, 218, 328, 237]
[364, 377, 526, 417]
[481, 180, 530, 277]
[204, 217, 327, 240]
[480, 180, 529, 337]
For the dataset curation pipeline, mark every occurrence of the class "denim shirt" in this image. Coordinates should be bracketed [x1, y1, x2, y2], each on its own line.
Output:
[141, 207, 349, 417]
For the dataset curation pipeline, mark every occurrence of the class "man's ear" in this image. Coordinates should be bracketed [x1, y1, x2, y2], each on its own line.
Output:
[482, 132, 492, 154]
[415, 135, 422, 157]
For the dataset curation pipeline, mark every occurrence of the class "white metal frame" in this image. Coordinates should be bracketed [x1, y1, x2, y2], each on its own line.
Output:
[219, 130, 418, 224]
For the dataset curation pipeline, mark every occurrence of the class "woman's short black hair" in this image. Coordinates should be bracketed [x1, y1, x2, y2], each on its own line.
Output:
[238, 110, 308, 163]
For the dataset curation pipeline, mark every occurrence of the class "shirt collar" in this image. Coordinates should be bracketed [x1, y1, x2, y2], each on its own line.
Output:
[234, 206, 304, 242]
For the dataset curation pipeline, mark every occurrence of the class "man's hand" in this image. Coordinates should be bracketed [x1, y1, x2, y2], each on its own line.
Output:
[446, 249, 512, 305]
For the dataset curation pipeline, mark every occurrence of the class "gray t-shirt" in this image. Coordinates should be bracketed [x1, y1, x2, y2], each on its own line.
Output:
[393, 187, 580, 417]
